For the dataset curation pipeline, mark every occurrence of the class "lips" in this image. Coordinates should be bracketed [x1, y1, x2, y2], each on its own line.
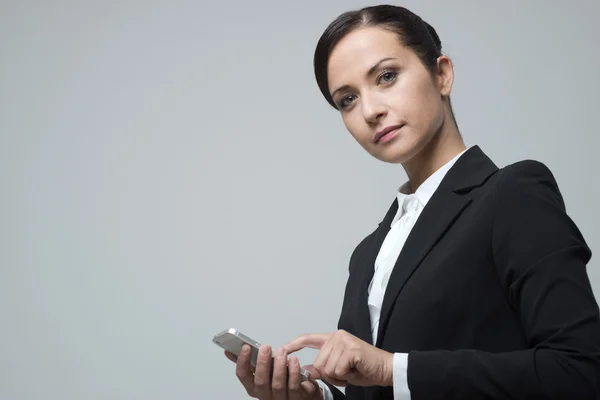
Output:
[374, 124, 404, 143]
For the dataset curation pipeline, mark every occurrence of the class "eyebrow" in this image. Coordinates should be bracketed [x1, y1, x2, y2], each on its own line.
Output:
[330, 57, 397, 100]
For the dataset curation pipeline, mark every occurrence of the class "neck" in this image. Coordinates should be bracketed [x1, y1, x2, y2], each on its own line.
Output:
[402, 120, 466, 192]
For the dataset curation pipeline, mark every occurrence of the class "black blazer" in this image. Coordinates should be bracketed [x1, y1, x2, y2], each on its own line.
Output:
[324, 146, 600, 400]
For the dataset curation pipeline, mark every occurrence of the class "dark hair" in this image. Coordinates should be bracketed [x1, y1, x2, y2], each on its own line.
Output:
[314, 5, 456, 123]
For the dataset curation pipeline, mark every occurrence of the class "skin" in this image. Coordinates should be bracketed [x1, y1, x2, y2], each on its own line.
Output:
[224, 345, 320, 400]
[226, 26, 467, 398]
[329, 26, 466, 191]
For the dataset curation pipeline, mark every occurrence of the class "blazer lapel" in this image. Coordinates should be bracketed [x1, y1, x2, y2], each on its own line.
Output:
[353, 199, 399, 346]
[374, 191, 471, 346]
[374, 146, 498, 347]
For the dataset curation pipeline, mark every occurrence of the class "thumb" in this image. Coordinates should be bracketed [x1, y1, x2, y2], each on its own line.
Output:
[303, 364, 348, 388]
[302, 364, 321, 380]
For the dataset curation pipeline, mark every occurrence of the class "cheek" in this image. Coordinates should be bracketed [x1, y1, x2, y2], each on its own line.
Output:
[343, 114, 369, 143]
[400, 80, 444, 132]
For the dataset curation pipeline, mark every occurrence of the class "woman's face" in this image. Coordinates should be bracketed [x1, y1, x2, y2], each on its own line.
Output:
[327, 26, 454, 164]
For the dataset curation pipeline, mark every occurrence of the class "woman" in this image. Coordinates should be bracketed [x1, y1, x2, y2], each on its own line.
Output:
[225, 5, 600, 399]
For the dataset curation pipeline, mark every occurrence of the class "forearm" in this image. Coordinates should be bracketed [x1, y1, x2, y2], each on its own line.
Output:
[407, 348, 600, 399]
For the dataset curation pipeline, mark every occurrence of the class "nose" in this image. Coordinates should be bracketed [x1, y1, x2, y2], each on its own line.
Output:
[361, 94, 387, 125]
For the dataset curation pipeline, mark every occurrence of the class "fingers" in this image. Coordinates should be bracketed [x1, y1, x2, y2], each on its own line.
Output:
[253, 344, 273, 399]
[304, 363, 346, 387]
[301, 364, 321, 380]
[333, 348, 354, 380]
[284, 333, 330, 354]
[231, 341, 336, 400]
[289, 358, 321, 400]
[271, 348, 288, 400]
[287, 356, 302, 400]
[310, 332, 350, 387]
[324, 342, 344, 379]
[299, 380, 320, 400]
[235, 344, 256, 397]
[302, 330, 388, 387]
[312, 339, 334, 377]
[229, 330, 358, 399]
[224, 350, 237, 363]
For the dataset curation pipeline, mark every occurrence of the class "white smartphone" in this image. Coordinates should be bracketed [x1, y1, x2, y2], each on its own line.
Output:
[213, 328, 311, 382]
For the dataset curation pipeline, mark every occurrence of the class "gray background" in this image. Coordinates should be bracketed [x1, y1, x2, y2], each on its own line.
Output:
[1, 0, 599, 398]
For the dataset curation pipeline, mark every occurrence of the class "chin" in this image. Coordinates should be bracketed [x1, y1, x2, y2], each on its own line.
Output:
[372, 141, 421, 164]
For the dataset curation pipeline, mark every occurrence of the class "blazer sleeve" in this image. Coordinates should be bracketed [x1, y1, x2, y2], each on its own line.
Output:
[406, 160, 600, 399]
[319, 234, 375, 399]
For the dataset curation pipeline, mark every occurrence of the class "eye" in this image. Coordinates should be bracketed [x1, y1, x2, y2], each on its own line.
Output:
[377, 70, 397, 85]
[339, 94, 357, 109]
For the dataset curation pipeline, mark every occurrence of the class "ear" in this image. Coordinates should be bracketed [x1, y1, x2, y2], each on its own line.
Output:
[435, 55, 454, 97]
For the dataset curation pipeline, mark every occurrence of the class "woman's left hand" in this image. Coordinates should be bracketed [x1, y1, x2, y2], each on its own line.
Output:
[283, 330, 394, 388]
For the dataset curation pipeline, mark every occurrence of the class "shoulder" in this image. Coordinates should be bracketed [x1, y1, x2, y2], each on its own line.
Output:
[489, 159, 591, 275]
[489, 158, 585, 249]
[498, 159, 557, 183]
[494, 159, 564, 207]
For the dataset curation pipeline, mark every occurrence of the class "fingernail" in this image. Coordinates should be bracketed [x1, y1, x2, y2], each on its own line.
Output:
[241, 345, 250, 354]
[276, 347, 284, 357]
[260, 345, 270, 354]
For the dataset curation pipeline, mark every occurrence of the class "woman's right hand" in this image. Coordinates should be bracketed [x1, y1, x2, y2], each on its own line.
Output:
[224, 343, 323, 400]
